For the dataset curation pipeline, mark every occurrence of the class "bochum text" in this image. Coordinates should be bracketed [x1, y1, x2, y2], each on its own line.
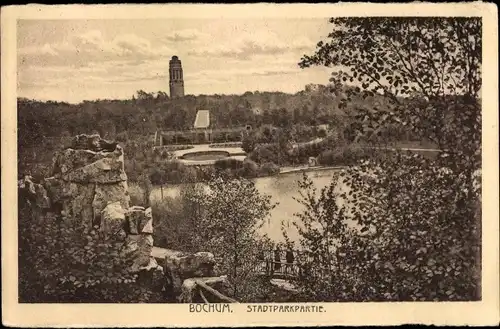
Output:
[189, 304, 232, 313]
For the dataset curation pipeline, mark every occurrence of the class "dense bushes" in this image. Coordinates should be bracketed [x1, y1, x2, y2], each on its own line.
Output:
[288, 151, 481, 302]
[151, 183, 207, 252]
[151, 177, 276, 300]
[213, 158, 281, 179]
[317, 145, 372, 166]
[18, 201, 162, 303]
[259, 162, 281, 176]
[248, 133, 346, 167]
[291, 16, 482, 302]
[241, 135, 257, 153]
[239, 159, 260, 178]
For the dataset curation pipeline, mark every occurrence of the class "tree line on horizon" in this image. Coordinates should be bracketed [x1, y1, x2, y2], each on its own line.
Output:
[17, 83, 397, 146]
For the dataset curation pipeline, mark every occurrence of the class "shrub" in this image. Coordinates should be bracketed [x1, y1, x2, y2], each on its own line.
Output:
[239, 159, 259, 178]
[163, 145, 194, 151]
[176, 135, 192, 145]
[150, 188, 202, 252]
[241, 135, 257, 153]
[293, 14, 481, 302]
[116, 131, 129, 142]
[317, 145, 371, 166]
[149, 176, 277, 301]
[209, 142, 242, 148]
[248, 144, 285, 165]
[259, 162, 280, 176]
[193, 178, 276, 299]
[18, 201, 161, 303]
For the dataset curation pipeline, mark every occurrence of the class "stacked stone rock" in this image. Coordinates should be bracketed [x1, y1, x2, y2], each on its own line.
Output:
[45, 134, 129, 225]
[19, 134, 162, 276]
[19, 134, 229, 302]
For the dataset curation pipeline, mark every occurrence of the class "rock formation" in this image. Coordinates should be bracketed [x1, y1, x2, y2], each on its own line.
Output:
[46, 134, 129, 226]
[18, 134, 161, 278]
[18, 134, 230, 303]
[163, 251, 220, 302]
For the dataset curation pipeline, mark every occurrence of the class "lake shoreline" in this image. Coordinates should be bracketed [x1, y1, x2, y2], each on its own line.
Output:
[149, 167, 348, 243]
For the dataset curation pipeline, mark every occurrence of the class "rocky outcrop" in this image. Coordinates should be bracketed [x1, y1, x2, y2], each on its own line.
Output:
[100, 201, 126, 237]
[18, 134, 148, 270]
[163, 251, 216, 300]
[125, 206, 152, 235]
[18, 134, 229, 303]
[18, 176, 51, 212]
[44, 134, 129, 226]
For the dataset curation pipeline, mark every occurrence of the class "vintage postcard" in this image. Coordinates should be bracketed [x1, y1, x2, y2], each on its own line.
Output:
[2, 3, 499, 327]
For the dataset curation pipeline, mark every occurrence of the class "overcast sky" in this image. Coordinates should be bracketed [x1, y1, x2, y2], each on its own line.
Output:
[17, 19, 333, 103]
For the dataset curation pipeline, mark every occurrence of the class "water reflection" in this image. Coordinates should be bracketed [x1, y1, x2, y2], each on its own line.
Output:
[150, 168, 345, 243]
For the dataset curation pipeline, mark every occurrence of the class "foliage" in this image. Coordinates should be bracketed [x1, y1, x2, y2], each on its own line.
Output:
[18, 201, 160, 303]
[151, 183, 207, 252]
[241, 134, 257, 153]
[248, 132, 345, 167]
[151, 176, 276, 300]
[239, 159, 260, 178]
[288, 155, 481, 301]
[259, 162, 281, 176]
[209, 142, 243, 148]
[17, 87, 353, 149]
[291, 17, 482, 301]
[300, 17, 481, 152]
[194, 177, 276, 300]
[282, 172, 350, 300]
[317, 144, 372, 166]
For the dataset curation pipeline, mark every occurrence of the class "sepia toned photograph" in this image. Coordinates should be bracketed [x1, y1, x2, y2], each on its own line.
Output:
[2, 3, 499, 327]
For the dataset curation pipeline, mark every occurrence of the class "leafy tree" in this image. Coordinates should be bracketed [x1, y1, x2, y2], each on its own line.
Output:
[300, 17, 481, 156]
[291, 17, 481, 301]
[18, 201, 159, 303]
[193, 177, 276, 300]
[241, 133, 257, 153]
[151, 182, 206, 251]
[136, 90, 155, 101]
[98, 119, 117, 140]
[282, 172, 350, 301]
[156, 91, 169, 100]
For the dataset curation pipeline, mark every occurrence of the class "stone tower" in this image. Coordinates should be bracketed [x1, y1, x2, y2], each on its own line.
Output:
[169, 55, 185, 98]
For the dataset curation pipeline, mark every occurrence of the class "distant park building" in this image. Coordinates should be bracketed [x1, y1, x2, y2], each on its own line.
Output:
[169, 56, 185, 98]
[156, 109, 250, 145]
[193, 110, 212, 143]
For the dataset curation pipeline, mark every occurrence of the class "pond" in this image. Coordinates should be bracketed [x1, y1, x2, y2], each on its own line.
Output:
[179, 150, 230, 161]
[150, 168, 352, 244]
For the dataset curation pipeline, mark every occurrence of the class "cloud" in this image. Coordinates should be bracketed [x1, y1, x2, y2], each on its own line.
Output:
[163, 29, 209, 42]
[18, 30, 175, 67]
[18, 57, 171, 90]
[19, 43, 58, 56]
[188, 31, 314, 60]
[186, 66, 300, 81]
